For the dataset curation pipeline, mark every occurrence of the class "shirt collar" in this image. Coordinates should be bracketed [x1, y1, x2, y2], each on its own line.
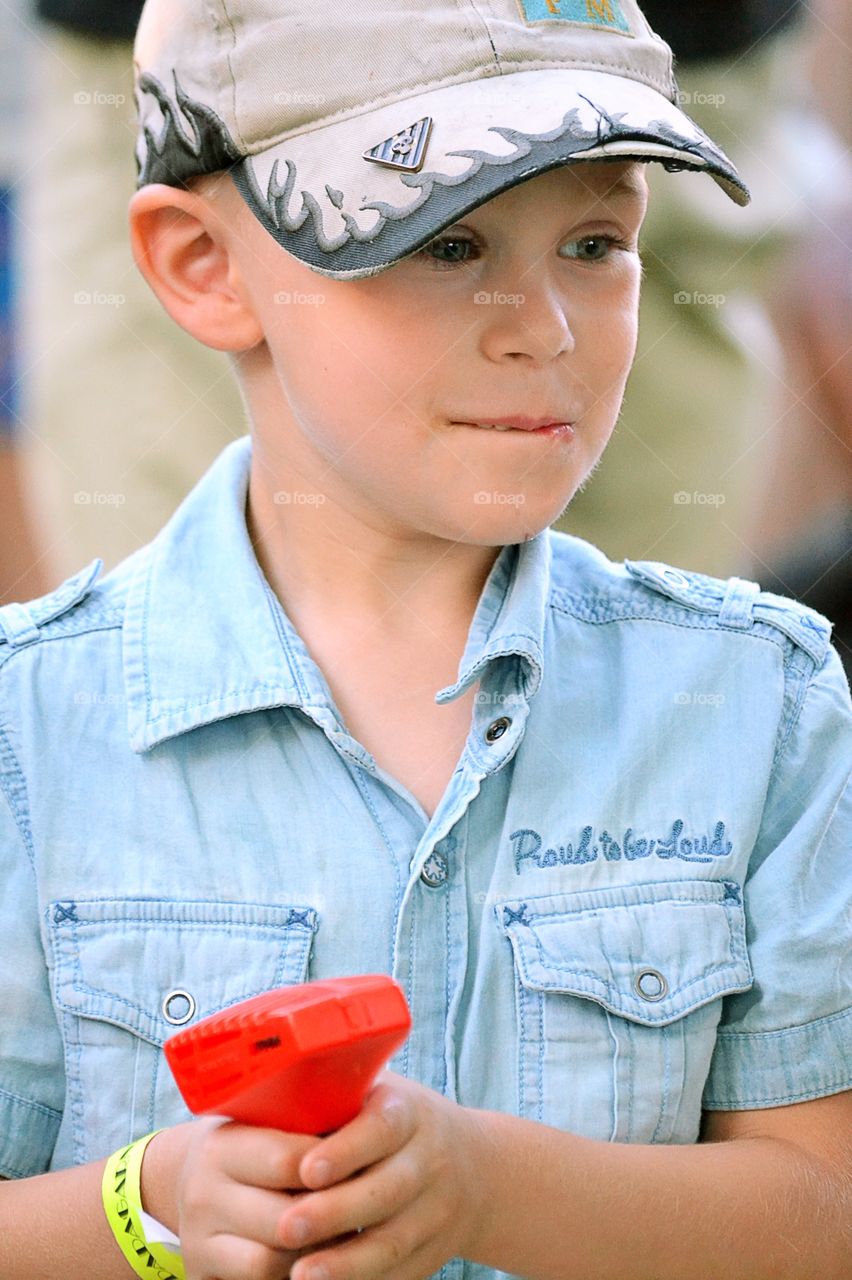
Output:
[434, 530, 549, 706]
[124, 436, 551, 752]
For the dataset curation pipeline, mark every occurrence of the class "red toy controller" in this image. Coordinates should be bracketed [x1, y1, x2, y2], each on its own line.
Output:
[164, 974, 412, 1135]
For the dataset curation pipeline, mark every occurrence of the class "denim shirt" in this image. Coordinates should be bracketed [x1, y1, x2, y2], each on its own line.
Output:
[1, 437, 850, 1277]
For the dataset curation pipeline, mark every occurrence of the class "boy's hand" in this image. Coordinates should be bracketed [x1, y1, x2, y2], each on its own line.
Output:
[279, 1071, 487, 1280]
[176, 1115, 326, 1279]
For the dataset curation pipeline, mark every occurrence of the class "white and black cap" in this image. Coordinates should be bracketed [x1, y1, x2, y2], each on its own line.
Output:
[133, 0, 750, 281]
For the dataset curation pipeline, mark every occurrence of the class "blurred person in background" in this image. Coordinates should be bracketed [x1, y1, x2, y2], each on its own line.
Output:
[17, 0, 245, 582]
[0, 0, 47, 604]
[747, 0, 852, 680]
[555, 0, 848, 582]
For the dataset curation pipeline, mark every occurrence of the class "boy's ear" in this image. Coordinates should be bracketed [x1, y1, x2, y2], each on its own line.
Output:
[128, 183, 264, 353]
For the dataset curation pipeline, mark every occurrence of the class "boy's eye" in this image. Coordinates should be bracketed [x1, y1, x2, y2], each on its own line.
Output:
[418, 232, 630, 268]
[419, 236, 477, 266]
[558, 234, 628, 262]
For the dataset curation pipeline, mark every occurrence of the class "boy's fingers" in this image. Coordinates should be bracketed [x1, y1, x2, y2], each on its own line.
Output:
[209, 1122, 322, 1189]
[290, 1201, 437, 1280]
[192, 1180, 311, 1251]
[188, 1231, 292, 1280]
[299, 1085, 414, 1188]
[279, 1148, 416, 1251]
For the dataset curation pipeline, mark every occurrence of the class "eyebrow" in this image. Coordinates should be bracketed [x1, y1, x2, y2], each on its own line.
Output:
[587, 169, 648, 202]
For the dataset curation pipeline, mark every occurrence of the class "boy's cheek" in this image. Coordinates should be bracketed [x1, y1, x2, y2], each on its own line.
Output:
[590, 335, 639, 404]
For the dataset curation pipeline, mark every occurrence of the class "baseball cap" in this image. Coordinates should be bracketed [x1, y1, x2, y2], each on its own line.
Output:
[133, 0, 750, 282]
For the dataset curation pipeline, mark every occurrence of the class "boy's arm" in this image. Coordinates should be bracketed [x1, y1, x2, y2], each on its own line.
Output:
[0, 1124, 258, 1279]
[0, 1159, 131, 1279]
[4, 1094, 849, 1280]
[0, 1119, 323, 1279]
[463, 1091, 852, 1280]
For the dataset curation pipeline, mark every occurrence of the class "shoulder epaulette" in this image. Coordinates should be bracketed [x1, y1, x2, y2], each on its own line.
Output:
[623, 559, 833, 667]
[0, 560, 103, 649]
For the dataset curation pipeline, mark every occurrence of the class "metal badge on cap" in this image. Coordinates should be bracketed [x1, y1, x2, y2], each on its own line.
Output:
[363, 116, 433, 172]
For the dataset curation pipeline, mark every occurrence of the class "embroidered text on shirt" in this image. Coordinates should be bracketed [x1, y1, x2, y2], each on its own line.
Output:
[511, 820, 733, 874]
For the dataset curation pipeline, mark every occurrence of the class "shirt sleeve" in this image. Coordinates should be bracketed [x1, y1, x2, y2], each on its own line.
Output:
[0, 742, 64, 1177]
[702, 641, 852, 1110]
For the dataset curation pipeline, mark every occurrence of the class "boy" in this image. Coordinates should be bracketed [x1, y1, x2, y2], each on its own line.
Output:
[0, 2, 850, 1279]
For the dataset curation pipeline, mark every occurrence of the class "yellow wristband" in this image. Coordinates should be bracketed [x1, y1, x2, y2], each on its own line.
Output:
[102, 1131, 186, 1280]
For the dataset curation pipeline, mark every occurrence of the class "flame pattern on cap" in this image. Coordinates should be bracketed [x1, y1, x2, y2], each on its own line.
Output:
[135, 72, 748, 278]
[136, 71, 241, 187]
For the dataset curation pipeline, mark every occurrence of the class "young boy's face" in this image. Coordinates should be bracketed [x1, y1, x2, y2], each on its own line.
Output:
[208, 158, 647, 545]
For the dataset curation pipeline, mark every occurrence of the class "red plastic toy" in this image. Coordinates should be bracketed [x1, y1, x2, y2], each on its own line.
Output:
[163, 974, 412, 1135]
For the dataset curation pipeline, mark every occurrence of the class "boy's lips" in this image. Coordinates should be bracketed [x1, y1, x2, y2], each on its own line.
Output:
[456, 415, 574, 431]
[453, 416, 576, 440]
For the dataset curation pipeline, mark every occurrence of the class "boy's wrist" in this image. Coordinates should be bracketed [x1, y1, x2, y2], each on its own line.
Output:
[454, 1106, 504, 1264]
[139, 1121, 198, 1237]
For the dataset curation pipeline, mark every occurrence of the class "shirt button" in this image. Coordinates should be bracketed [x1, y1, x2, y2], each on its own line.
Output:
[420, 850, 449, 887]
[485, 716, 512, 743]
[634, 968, 668, 1001]
[162, 988, 197, 1025]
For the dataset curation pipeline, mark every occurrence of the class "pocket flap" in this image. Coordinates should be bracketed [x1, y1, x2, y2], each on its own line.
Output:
[495, 879, 752, 1026]
[48, 898, 318, 1046]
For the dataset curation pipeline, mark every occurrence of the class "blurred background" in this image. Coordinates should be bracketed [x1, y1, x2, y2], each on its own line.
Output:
[1, 0, 850, 678]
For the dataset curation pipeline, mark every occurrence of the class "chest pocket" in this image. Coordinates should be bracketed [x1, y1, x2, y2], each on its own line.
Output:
[496, 879, 752, 1145]
[48, 898, 318, 1166]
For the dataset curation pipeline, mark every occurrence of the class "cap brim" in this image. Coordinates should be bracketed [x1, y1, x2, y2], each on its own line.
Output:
[230, 67, 750, 281]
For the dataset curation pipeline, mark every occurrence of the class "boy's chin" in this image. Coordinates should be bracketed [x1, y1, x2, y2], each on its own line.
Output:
[446, 499, 569, 545]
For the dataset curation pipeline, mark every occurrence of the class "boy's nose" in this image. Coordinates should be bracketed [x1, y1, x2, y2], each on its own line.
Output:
[476, 282, 576, 364]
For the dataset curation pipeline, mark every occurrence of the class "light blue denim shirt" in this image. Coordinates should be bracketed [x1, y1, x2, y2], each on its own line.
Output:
[1, 438, 850, 1275]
